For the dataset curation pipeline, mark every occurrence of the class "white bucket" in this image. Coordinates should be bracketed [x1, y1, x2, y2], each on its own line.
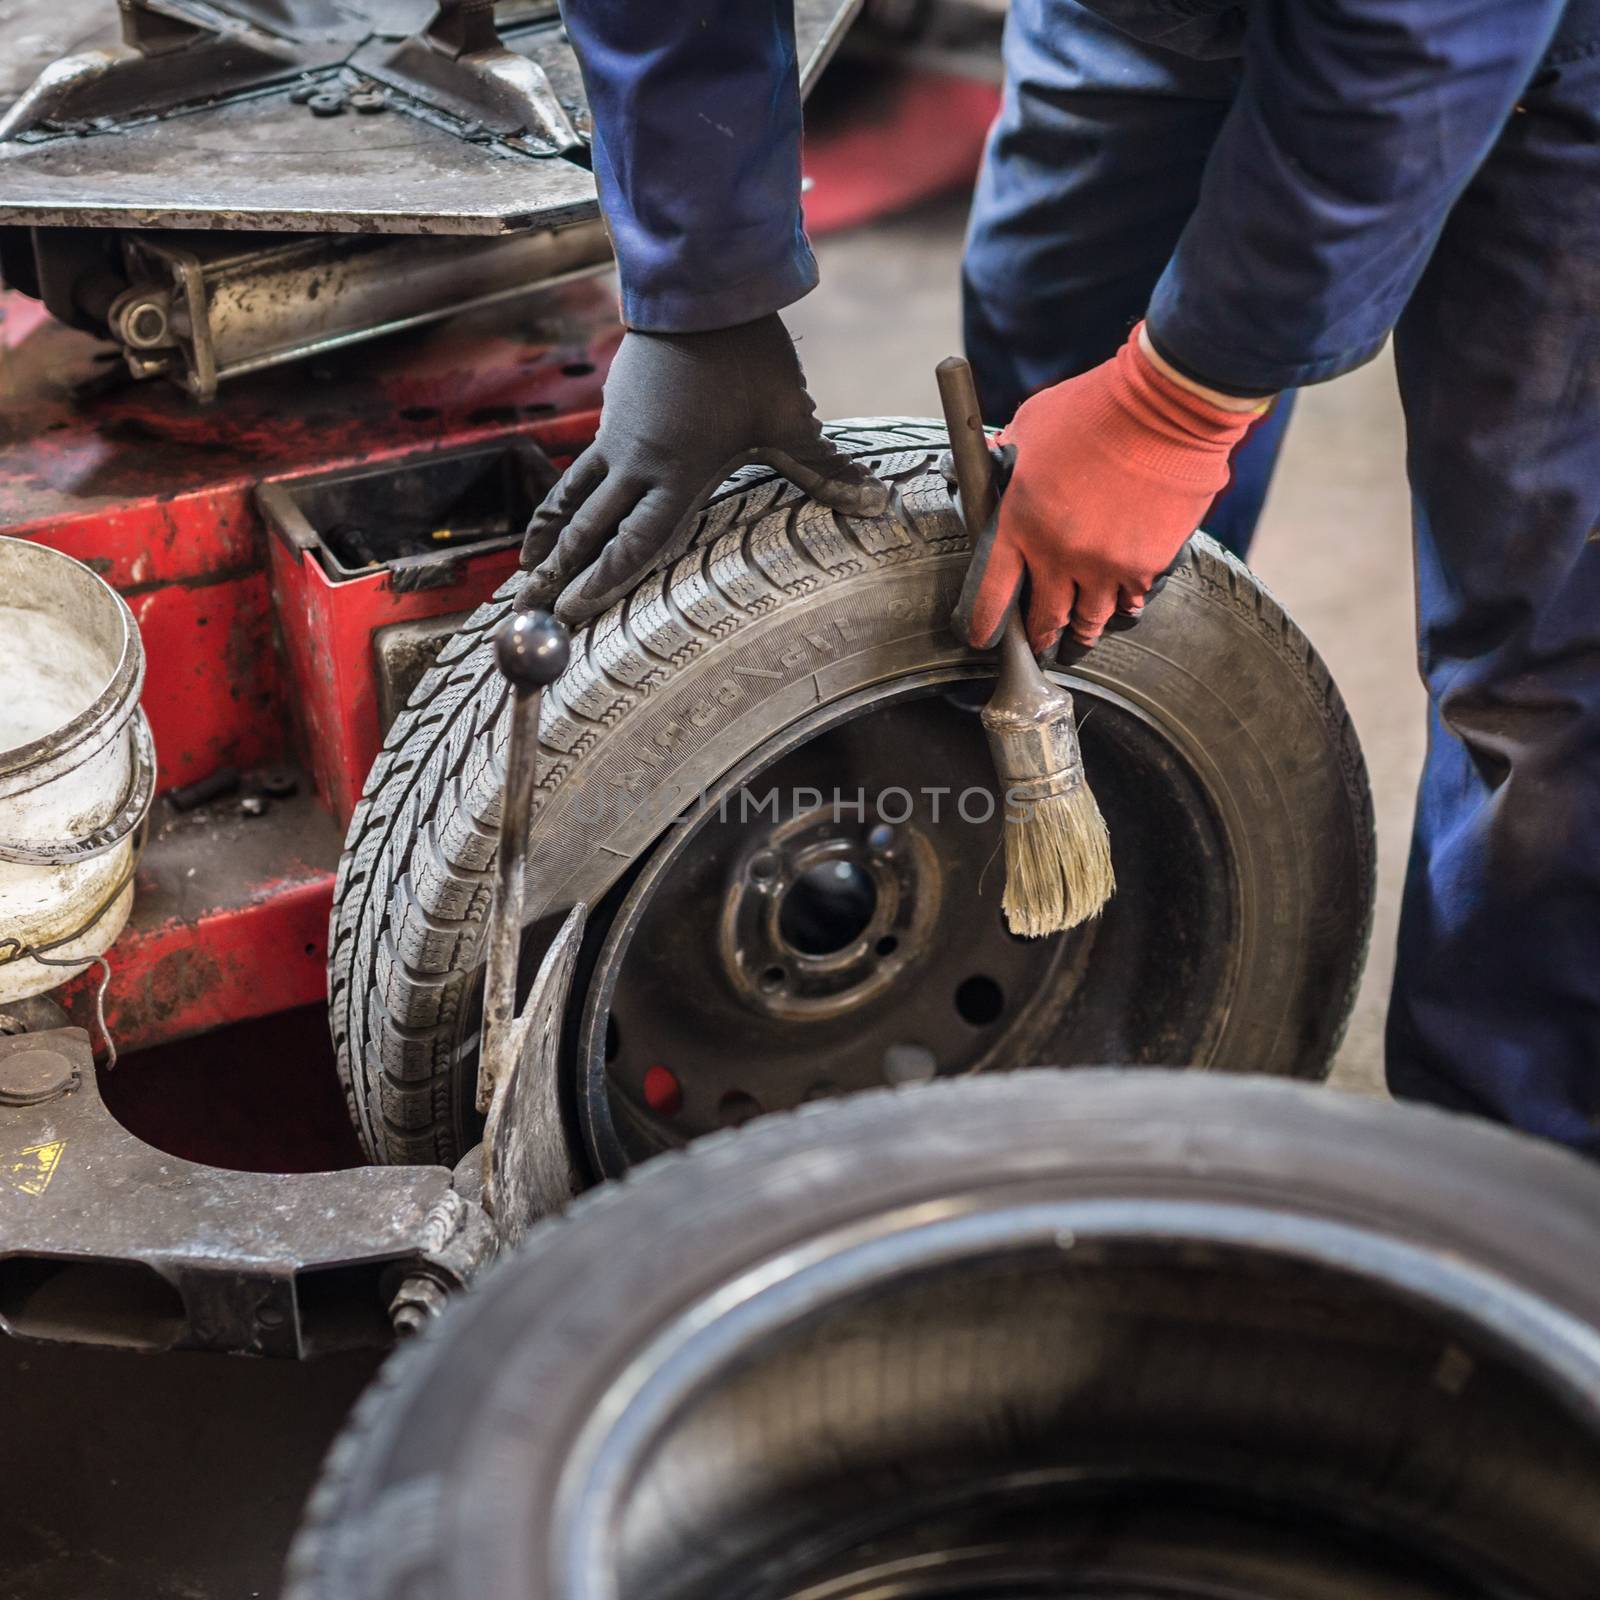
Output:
[0, 537, 156, 1004]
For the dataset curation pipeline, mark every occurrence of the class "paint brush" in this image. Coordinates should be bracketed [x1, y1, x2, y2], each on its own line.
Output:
[936, 355, 1115, 936]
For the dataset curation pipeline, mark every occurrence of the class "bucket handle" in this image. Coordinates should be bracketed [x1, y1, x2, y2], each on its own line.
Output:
[0, 711, 157, 866]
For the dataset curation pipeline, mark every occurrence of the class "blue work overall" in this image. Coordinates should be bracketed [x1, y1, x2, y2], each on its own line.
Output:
[563, 0, 1600, 1151]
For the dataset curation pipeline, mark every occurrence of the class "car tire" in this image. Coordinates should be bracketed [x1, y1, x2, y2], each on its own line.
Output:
[287, 1071, 1600, 1600]
[328, 421, 1374, 1167]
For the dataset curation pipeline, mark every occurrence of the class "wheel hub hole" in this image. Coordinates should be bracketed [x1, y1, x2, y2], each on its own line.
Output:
[778, 860, 878, 956]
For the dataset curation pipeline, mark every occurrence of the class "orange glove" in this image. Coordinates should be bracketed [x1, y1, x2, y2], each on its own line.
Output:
[954, 323, 1263, 652]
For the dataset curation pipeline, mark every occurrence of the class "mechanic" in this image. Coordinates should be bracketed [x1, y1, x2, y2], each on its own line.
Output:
[517, 0, 1600, 1155]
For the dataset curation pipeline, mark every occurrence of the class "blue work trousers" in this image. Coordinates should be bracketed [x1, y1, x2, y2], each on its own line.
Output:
[964, 0, 1600, 1149]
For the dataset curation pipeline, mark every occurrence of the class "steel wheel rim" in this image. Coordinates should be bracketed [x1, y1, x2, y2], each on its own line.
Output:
[575, 667, 1242, 1177]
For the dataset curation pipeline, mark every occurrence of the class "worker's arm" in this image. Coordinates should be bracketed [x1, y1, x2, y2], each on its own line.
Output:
[561, 0, 815, 332]
[520, 2, 883, 625]
[1145, 0, 1568, 393]
[961, 0, 1567, 652]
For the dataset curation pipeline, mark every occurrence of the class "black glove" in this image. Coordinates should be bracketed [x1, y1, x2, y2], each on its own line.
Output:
[516, 314, 891, 625]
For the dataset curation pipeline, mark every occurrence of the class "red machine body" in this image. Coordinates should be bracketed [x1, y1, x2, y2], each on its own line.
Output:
[1, 281, 615, 1058]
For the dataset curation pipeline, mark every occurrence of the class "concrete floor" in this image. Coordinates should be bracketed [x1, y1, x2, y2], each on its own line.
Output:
[791, 196, 1426, 1096]
[0, 1343, 381, 1600]
[0, 193, 1426, 1600]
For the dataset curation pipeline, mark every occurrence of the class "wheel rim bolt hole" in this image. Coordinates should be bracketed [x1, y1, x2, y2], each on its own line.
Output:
[954, 974, 1005, 1027]
[717, 1089, 762, 1127]
[759, 965, 787, 994]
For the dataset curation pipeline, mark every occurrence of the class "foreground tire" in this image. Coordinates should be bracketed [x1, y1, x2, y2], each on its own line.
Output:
[289, 1073, 1600, 1600]
[329, 421, 1373, 1168]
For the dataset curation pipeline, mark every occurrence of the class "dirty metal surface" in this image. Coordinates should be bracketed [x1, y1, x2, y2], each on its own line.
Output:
[0, 277, 609, 804]
[1, 275, 614, 1048]
[0, 1026, 493, 1356]
[98, 1001, 363, 1173]
[0, 2, 859, 396]
[0, 3, 590, 234]
[109, 220, 612, 399]
[483, 901, 585, 1246]
[0, 0, 862, 234]
[0, 276, 610, 531]
[0, 86, 600, 235]
[266, 513, 522, 826]
[54, 776, 340, 1053]
[0, 0, 115, 115]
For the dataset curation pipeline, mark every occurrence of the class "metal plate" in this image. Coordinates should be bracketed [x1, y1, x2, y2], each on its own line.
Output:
[0, 0, 864, 233]
[0, 82, 600, 235]
[0, 0, 117, 114]
[483, 902, 586, 1244]
[0, 1027, 493, 1356]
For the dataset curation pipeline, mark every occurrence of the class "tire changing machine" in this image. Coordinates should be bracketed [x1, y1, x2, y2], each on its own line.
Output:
[0, 0, 872, 1359]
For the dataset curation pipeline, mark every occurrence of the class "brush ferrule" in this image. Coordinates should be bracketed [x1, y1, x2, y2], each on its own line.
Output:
[981, 685, 1086, 803]
[992, 753, 1086, 804]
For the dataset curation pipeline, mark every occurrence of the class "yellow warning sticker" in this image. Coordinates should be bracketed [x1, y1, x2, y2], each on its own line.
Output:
[8, 1141, 65, 1196]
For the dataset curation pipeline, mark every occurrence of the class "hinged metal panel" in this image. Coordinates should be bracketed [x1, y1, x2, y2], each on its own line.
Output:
[0, 0, 863, 235]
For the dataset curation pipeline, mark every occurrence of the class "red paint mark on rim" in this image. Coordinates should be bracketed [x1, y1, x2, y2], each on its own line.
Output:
[642, 1064, 683, 1118]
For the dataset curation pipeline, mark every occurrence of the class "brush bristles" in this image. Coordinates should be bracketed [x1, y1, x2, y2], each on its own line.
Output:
[1002, 784, 1115, 937]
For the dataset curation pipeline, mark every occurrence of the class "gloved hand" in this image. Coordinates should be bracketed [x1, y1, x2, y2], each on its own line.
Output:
[953, 323, 1265, 653]
[517, 313, 890, 625]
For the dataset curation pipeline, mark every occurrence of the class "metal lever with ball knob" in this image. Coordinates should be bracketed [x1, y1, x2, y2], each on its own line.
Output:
[476, 610, 571, 1114]
[391, 609, 573, 1338]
